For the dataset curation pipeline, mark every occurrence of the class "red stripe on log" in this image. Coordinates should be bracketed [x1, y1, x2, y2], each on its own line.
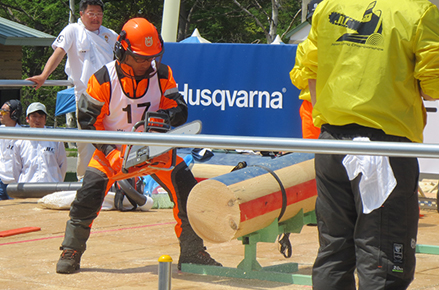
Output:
[239, 179, 317, 222]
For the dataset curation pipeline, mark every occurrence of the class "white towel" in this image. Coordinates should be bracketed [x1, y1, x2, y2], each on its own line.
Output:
[342, 137, 397, 214]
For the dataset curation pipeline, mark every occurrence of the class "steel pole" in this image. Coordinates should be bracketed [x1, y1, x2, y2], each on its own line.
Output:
[0, 80, 73, 87]
[161, 0, 181, 42]
[158, 255, 172, 290]
[1, 127, 439, 158]
[69, 0, 75, 24]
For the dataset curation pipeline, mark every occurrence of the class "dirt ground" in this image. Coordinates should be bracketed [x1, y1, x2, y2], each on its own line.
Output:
[1, 193, 439, 290]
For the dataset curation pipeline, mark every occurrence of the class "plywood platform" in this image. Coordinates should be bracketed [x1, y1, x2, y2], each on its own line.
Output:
[1, 198, 439, 289]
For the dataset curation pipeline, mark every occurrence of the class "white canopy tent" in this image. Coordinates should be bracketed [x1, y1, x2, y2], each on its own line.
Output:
[180, 28, 211, 43]
[271, 35, 284, 45]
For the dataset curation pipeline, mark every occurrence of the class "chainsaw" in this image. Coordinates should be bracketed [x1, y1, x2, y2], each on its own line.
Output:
[112, 112, 202, 181]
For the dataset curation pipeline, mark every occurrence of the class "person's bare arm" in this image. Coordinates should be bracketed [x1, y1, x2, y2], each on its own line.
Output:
[308, 79, 317, 106]
[26, 47, 66, 90]
[421, 88, 434, 100]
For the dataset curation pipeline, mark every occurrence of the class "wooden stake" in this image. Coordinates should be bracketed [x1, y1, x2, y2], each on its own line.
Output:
[0, 227, 41, 237]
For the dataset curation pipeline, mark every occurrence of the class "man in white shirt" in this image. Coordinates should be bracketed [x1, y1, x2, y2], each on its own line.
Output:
[26, 0, 118, 181]
[14, 103, 67, 183]
[0, 99, 22, 200]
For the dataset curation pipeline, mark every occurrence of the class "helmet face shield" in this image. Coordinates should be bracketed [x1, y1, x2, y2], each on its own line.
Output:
[127, 51, 155, 63]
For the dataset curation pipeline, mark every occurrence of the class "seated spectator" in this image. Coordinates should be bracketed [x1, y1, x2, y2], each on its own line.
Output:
[13, 102, 67, 183]
[0, 99, 22, 200]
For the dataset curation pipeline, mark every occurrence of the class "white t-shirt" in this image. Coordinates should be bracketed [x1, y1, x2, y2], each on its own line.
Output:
[14, 134, 67, 183]
[53, 19, 118, 101]
[0, 123, 21, 184]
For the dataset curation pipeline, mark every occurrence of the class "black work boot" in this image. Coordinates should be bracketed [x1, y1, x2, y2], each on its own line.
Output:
[56, 248, 83, 274]
[178, 244, 222, 270]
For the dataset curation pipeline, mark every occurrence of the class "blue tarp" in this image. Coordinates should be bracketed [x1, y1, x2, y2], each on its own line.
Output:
[55, 87, 75, 116]
[54, 43, 301, 138]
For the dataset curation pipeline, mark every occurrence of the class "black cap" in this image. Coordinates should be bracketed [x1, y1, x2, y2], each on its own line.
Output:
[5, 99, 22, 124]
[307, 0, 323, 21]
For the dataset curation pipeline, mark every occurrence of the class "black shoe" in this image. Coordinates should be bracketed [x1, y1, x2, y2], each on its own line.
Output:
[56, 248, 82, 274]
[178, 247, 222, 270]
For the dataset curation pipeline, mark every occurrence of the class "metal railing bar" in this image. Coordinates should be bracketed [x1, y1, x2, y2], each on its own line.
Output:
[0, 80, 74, 87]
[1, 127, 439, 158]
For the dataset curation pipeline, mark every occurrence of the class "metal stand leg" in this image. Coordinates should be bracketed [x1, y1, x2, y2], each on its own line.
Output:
[180, 210, 315, 286]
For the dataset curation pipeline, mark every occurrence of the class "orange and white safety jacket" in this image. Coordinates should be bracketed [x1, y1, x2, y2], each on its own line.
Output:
[77, 60, 188, 155]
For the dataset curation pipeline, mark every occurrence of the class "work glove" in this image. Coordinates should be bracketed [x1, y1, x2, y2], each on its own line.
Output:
[106, 149, 122, 173]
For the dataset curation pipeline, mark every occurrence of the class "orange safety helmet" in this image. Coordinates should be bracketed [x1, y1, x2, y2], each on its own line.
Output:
[114, 18, 164, 61]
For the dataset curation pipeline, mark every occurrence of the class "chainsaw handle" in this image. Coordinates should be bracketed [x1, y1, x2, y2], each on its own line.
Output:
[145, 111, 171, 133]
[130, 112, 171, 133]
[131, 120, 147, 132]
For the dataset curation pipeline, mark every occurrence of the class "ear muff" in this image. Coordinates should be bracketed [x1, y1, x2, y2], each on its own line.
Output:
[7, 100, 22, 122]
[10, 108, 18, 121]
[114, 30, 127, 61]
[157, 32, 164, 53]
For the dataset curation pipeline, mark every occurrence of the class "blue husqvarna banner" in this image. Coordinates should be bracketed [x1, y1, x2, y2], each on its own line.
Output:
[162, 43, 301, 138]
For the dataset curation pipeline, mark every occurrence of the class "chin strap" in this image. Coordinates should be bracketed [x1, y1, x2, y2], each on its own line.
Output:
[115, 61, 156, 98]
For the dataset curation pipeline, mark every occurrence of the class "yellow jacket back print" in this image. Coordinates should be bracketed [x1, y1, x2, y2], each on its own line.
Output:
[303, 0, 439, 142]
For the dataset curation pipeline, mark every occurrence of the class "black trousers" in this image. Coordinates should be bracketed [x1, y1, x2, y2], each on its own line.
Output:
[312, 124, 419, 290]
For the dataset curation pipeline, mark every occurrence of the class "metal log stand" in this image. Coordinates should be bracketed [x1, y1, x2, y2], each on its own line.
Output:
[180, 209, 316, 285]
[416, 244, 439, 255]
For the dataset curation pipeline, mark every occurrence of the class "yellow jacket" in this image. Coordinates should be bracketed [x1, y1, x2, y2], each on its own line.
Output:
[290, 39, 312, 102]
[303, 0, 439, 142]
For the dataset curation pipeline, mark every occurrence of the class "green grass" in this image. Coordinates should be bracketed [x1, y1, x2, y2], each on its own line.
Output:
[65, 148, 78, 157]
[64, 172, 78, 182]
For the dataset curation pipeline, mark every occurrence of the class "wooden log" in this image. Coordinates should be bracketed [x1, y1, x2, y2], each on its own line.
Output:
[187, 153, 317, 243]
[191, 163, 235, 181]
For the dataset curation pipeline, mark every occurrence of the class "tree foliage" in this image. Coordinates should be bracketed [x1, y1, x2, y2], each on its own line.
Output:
[178, 0, 302, 43]
[0, 0, 303, 126]
[0, 0, 72, 126]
